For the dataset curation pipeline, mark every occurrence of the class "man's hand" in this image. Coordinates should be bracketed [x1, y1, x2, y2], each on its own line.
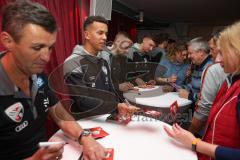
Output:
[162, 85, 174, 93]
[146, 79, 156, 86]
[136, 78, 156, 88]
[168, 75, 177, 83]
[49, 103, 106, 160]
[80, 136, 106, 160]
[26, 142, 64, 160]
[119, 82, 134, 92]
[178, 89, 189, 99]
[117, 103, 140, 118]
[135, 78, 146, 86]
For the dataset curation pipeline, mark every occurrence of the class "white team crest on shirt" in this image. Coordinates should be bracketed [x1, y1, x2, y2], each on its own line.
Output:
[37, 77, 44, 87]
[102, 66, 108, 75]
[5, 102, 24, 123]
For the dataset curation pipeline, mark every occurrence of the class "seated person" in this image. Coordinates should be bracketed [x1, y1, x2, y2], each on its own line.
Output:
[155, 43, 189, 86]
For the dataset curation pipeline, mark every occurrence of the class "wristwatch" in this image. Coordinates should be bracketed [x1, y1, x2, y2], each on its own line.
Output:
[192, 138, 201, 152]
[78, 130, 91, 144]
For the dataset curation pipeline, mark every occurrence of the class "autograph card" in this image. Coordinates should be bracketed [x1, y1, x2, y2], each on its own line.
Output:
[85, 127, 109, 139]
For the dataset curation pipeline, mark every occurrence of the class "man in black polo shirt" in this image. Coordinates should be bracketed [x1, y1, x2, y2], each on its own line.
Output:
[0, 1, 105, 160]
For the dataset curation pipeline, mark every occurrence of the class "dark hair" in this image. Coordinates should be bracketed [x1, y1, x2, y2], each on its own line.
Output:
[84, 16, 108, 31]
[141, 34, 156, 43]
[167, 43, 187, 60]
[168, 38, 176, 44]
[211, 29, 222, 39]
[2, 0, 57, 42]
[210, 29, 222, 45]
[154, 33, 169, 45]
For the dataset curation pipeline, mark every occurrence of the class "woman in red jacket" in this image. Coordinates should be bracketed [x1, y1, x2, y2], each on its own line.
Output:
[164, 21, 240, 160]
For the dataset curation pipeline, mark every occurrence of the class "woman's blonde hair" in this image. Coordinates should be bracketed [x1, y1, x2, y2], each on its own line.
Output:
[219, 21, 240, 74]
[167, 43, 187, 62]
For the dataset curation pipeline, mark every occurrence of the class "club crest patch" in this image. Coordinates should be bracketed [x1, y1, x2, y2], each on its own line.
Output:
[37, 77, 44, 87]
[5, 102, 24, 123]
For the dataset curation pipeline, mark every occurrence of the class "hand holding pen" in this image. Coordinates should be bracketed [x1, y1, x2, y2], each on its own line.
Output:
[27, 141, 65, 160]
[116, 100, 140, 122]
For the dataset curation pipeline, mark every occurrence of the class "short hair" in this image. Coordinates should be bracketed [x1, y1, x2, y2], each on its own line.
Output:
[83, 16, 108, 31]
[141, 34, 156, 43]
[154, 33, 169, 45]
[168, 38, 176, 44]
[114, 31, 131, 42]
[210, 29, 222, 45]
[187, 37, 210, 54]
[2, 0, 57, 42]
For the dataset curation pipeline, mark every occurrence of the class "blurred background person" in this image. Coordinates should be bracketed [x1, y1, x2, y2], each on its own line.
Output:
[127, 34, 157, 87]
[178, 37, 213, 105]
[99, 31, 135, 99]
[149, 33, 169, 63]
[155, 43, 189, 86]
[189, 31, 227, 135]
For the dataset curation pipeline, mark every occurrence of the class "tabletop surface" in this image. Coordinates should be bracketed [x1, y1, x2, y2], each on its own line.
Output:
[53, 114, 197, 160]
[123, 86, 192, 108]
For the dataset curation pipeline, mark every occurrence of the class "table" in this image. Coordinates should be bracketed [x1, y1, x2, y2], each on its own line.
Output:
[53, 114, 197, 160]
[123, 86, 192, 108]
[123, 86, 193, 124]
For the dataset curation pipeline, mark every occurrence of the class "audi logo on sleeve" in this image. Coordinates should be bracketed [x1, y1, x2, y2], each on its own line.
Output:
[4, 102, 24, 123]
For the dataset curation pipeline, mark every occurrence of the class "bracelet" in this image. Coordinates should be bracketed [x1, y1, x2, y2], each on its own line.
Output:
[192, 138, 201, 152]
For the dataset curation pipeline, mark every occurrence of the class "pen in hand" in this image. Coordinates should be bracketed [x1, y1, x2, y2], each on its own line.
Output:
[124, 99, 142, 113]
[38, 141, 67, 148]
[124, 99, 131, 106]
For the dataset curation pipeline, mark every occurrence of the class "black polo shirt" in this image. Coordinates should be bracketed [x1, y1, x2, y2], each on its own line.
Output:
[0, 54, 58, 159]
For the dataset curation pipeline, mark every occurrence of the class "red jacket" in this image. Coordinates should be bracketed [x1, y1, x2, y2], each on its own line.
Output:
[198, 78, 240, 160]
